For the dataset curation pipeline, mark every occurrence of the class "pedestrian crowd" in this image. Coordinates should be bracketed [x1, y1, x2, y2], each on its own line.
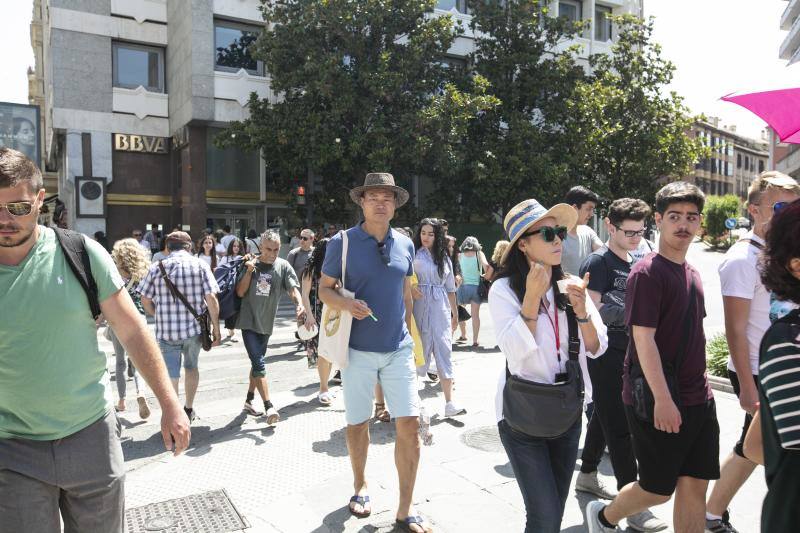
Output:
[1, 144, 800, 533]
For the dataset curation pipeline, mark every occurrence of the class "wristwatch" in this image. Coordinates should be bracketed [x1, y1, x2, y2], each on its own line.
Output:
[575, 314, 590, 323]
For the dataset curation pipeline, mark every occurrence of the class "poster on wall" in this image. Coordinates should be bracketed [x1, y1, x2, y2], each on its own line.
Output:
[0, 102, 41, 168]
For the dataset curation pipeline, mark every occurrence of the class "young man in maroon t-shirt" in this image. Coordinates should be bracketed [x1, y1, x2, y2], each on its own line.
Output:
[587, 182, 720, 533]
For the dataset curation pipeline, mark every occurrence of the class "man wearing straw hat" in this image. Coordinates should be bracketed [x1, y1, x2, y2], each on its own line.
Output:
[319, 173, 430, 532]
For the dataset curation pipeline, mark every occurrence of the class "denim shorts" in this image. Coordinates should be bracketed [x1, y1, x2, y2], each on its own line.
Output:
[242, 330, 269, 377]
[158, 336, 202, 379]
[457, 284, 481, 305]
[341, 339, 419, 425]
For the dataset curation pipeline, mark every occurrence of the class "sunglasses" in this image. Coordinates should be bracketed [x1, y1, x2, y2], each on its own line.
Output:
[773, 201, 790, 213]
[1, 201, 34, 217]
[377, 242, 390, 266]
[612, 224, 645, 238]
[523, 225, 567, 243]
[300, 236, 312, 241]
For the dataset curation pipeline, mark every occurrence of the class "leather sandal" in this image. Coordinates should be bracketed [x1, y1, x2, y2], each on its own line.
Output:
[374, 402, 391, 422]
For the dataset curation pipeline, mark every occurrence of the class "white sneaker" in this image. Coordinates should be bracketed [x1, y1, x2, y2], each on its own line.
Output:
[586, 500, 622, 533]
[576, 471, 617, 499]
[266, 406, 280, 425]
[627, 509, 668, 532]
[444, 401, 466, 417]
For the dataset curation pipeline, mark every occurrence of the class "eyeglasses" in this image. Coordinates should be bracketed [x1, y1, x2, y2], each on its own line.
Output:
[773, 201, 790, 213]
[612, 224, 645, 238]
[0, 201, 34, 217]
[522, 225, 567, 243]
[300, 236, 312, 241]
[377, 242, 390, 266]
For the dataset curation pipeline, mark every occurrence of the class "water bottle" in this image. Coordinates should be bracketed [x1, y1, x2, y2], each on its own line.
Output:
[418, 405, 433, 446]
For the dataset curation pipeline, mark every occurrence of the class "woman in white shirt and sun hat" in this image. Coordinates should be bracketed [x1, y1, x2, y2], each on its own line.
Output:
[489, 198, 608, 533]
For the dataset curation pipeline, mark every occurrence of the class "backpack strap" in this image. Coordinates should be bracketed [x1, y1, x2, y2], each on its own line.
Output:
[158, 261, 201, 319]
[739, 238, 764, 250]
[565, 306, 581, 361]
[54, 227, 101, 320]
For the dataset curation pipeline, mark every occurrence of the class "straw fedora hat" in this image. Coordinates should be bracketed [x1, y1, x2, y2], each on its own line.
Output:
[500, 199, 578, 265]
[349, 173, 410, 208]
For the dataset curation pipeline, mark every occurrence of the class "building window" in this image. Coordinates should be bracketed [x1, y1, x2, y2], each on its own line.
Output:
[207, 127, 260, 192]
[559, 0, 583, 23]
[214, 20, 264, 76]
[595, 4, 612, 41]
[745, 156, 750, 171]
[737, 153, 742, 168]
[112, 42, 165, 92]
[436, 0, 469, 13]
[758, 159, 764, 173]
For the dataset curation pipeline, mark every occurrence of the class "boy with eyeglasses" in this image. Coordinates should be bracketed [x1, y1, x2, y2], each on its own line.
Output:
[705, 171, 800, 533]
[578, 198, 667, 532]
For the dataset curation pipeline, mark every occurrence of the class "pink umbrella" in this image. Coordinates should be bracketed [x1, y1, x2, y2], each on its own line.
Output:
[721, 87, 800, 144]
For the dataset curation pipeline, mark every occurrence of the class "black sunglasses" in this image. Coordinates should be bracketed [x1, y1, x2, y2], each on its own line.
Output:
[0, 201, 34, 217]
[612, 224, 645, 238]
[300, 236, 312, 241]
[522, 225, 567, 243]
[377, 242, 390, 266]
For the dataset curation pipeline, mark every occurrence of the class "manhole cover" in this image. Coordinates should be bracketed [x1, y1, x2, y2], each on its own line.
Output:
[125, 489, 248, 532]
[461, 425, 504, 453]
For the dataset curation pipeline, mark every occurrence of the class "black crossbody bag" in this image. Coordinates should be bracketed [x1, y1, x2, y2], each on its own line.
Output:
[159, 261, 213, 351]
[502, 306, 584, 439]
[629, 278, 696, 423]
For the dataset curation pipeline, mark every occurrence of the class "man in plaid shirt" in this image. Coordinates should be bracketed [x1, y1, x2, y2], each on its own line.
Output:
[139, 231, 221, 422]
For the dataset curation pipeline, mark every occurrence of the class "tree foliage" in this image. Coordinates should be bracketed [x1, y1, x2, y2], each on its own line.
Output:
[569, 15, 706, 203]
[220, 0, 497, 224]
[703, 194, 741, 245]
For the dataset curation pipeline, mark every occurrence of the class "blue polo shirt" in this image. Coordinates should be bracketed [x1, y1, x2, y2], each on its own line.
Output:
[322, 224, 414, 352]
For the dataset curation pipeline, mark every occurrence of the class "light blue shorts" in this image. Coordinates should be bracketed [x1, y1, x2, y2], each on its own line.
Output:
[158, 335, 202, 379]
[341, 339, 420, 425]
[457, 284, 482, 305]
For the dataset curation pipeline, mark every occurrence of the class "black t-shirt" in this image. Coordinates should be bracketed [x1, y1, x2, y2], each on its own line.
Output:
[579, 247, 632, 351]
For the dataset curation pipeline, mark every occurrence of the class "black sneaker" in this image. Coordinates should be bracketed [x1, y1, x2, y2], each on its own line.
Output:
[183, 406, 196, 423]
[427, 372, 439, 383]
[331, 370, 342, 384]
[705, 511, 739, 533]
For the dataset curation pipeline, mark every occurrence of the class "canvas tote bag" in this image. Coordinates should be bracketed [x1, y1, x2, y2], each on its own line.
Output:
[318, 231, 355, 368]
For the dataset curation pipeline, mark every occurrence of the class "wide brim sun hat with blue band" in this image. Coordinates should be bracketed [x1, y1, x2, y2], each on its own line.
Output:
[499, 199, 578, 266]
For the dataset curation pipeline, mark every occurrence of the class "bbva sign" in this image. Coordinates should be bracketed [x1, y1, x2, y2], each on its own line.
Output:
[114, 133, 169, 154]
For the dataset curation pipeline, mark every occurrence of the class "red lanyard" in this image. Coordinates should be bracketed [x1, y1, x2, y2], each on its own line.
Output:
[541, 300, 561, 360]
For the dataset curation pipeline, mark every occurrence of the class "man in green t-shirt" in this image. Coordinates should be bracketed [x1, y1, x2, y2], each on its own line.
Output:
[0, 148, 190, 532]
[235, 230, 304, 425]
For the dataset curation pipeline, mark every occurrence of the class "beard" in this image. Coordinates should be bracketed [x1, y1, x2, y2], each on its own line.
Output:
[0, 221, 37, 248]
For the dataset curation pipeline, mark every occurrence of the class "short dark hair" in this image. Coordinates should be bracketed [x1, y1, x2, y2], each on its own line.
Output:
[0, 147, 43, 191]
[564, 186, 600, 208]
[655, 181, 705, 214]
[760, 199, 800, 304]
[607, 198, 652, 226]
[223, 225, 231, 233]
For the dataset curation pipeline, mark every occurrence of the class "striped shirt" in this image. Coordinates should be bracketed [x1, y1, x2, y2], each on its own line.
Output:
[758, 309, 800, 533]
[137, 251, 219, 341]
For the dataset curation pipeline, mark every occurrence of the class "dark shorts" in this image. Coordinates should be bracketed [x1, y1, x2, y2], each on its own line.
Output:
[625, 400, 720, 496]
[728, 370, 759, 458]
[242, 329, 269, 377]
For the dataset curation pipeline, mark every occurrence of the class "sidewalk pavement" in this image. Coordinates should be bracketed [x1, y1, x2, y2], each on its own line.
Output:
[115, 307, 766, 533]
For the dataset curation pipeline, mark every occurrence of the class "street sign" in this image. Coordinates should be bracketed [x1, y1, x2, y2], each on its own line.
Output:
[725, 218, 737, 230]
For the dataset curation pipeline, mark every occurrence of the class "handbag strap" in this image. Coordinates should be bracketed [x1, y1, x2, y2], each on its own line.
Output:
[671, 275, 697, 374]
[340, 230, 349, 290]
[739, 238, 764, 250]
[158, 261, 202, 320]
[565, 306, 580, 362]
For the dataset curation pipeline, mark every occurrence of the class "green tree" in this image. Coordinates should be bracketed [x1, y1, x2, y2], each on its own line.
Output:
[703, 194, 741, 246]
[569, 15, 705, 203]
[219, 0, 496, 224]
[428, 0, 588, 221]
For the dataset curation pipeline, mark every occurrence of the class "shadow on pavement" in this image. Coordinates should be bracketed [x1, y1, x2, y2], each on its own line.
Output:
[312, 420, 397, 458]
[494, 462, 514, 478]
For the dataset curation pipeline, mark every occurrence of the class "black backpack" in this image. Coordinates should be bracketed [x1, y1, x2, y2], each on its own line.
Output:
[53, 227, 101, 320]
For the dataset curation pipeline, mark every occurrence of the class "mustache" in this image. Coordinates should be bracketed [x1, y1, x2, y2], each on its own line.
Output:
[0, 224, 20, 231]
[674, 231, 692, 236]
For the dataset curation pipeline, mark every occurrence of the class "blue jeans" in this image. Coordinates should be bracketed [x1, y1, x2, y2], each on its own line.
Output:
[158, 336, 201, 379]
[498, 418, 582, 533]
[242, 330, 269, 377]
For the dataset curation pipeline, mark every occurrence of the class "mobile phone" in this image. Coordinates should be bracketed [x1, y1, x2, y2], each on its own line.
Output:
[554, 372, 568, 384]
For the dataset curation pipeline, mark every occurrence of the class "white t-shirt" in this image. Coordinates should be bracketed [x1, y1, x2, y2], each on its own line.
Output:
[220, 234, 236, 251]
[488, 277, 609, 421]
[561, 226, 603, 276]
[718, 231, 770, 375]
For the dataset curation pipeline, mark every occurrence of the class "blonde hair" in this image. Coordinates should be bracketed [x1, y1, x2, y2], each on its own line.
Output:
[747, 171, 800, 207]
[491, 240, 510, 265]
[111, 238, 151, 283]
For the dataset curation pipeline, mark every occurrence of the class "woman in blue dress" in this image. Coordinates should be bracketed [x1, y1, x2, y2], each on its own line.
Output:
[412, 218, 466, 417]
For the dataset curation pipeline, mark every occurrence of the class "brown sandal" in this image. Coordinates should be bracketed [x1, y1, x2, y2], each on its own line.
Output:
[374, 402, 391, 422]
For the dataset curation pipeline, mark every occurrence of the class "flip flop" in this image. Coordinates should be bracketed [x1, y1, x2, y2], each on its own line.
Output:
[348, 494, 371, 518]
[395, 515, 432, 532]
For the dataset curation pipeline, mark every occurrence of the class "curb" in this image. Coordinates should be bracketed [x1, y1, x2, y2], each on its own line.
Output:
[709, 374, 734, 394]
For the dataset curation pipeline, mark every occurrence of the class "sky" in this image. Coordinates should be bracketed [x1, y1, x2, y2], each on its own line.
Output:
[0, 0, 796, 141]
